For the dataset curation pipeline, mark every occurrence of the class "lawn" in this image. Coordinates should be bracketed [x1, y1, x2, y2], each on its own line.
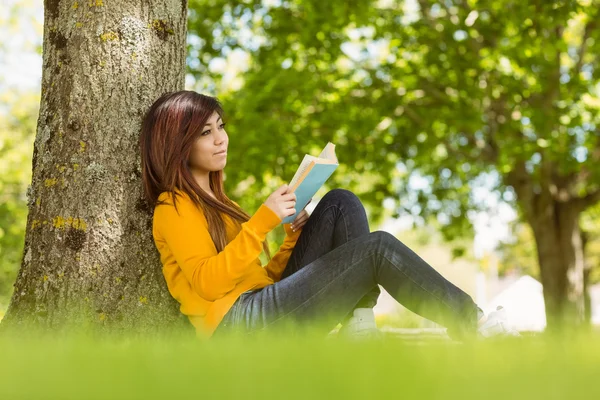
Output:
[0, 328, 598, 399]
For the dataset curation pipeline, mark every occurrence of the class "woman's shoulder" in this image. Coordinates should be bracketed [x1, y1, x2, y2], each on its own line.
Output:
[156, 189, 201, 216]
[153, 190, 208, 241]
[158, 189, 241, 208]
[154, 189, 208, 232]
[157, 188, 191, 203]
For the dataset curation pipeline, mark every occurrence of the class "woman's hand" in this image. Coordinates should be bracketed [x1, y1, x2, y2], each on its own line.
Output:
[264, 184, 297, 221]
[290, 199, 312, 232]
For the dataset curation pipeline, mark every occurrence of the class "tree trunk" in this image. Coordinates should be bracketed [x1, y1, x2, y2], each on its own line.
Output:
[0, 0, 192, 336]
[582, 230, 592, 328]
[531, 201, 586, 331]
[583, 268, 592, 328]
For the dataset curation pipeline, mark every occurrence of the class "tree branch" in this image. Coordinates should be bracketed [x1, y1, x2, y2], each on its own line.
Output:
[505, 160, 535, 223]
[574, 19, 595, 74]
[565, 127, 600, 195]
[416, 0, 434, 23]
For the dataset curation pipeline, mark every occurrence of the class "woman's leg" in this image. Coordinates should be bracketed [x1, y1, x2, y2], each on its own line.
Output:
[280, 189, 381, 313]
[220, 230, 480, 341]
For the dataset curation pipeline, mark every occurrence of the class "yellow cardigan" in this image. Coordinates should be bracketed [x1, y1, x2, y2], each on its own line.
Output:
[152, 189, 301, 337]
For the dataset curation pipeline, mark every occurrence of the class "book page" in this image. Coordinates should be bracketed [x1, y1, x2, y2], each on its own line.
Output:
[289, 160, 316, 192]
[289, 155, 317, 188]
[288, 142, 337, 189]
[318, 142, 338, 163]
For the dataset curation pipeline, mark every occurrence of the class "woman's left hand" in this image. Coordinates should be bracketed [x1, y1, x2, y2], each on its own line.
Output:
[290, 210, 309, 232]
[290, 199, 312, 232]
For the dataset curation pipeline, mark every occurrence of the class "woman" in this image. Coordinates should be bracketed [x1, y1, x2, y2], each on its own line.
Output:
[140, 90, 515, 341]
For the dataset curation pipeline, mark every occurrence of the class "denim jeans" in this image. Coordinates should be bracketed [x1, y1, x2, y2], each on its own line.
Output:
[213, 188, 480, 340]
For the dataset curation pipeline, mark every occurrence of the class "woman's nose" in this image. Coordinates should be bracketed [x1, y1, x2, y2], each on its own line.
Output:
[216, 131, 227, 144]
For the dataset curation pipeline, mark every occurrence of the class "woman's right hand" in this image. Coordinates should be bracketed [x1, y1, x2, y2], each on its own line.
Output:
[264, 184, 296, 221]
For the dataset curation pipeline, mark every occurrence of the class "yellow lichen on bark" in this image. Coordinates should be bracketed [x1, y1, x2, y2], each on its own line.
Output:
[45, 178, 58, 187]
[52, 216, 88, 231]
[100, 32, 118, 42]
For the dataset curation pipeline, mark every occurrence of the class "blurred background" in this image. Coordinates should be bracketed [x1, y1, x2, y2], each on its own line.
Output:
[1, 0, 599, 334]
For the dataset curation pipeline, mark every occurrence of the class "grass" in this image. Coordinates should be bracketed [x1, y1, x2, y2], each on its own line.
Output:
[0, 328, 598, 400]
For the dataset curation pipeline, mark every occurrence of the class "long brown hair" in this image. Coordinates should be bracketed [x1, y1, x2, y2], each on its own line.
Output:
[139, 90, 271, 259]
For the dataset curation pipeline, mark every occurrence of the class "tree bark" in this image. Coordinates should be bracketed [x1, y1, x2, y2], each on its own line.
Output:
[531, 201, 586, 331]
[1, 0, 192, 336]
[582, 230, 592, 328]
[507, 161, 588, 331]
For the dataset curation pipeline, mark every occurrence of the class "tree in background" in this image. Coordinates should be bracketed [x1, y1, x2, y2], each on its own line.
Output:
[1, 0, 190, 334]
[186, 0, 600, 330]
[581, 205, 600, 325]
[497, 202, 600, 327]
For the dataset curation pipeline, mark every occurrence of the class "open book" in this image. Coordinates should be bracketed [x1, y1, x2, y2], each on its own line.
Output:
[282, 141, 339, 224]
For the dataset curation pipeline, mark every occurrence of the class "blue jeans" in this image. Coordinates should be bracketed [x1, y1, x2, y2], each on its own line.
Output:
[213, 189, 480, 340]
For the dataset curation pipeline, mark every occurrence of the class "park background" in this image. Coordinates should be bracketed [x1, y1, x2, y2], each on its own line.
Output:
[3, 1, 600, 398]
[1, 0, 600, 336]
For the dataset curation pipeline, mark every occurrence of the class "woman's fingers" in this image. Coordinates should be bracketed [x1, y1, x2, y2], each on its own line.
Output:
[297, 210, 308, 221]
[284, 199, 297, 209]
[293, 217, 305, 227]
[291, 210, 309, 231]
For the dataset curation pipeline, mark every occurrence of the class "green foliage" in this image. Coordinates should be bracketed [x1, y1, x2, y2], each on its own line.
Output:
[0, 0, 43, 318]
[496, 221, 540, 279]
[186, 0, 600, 249]
[0, 88, 38, 312]
[581, 203, 600, 284]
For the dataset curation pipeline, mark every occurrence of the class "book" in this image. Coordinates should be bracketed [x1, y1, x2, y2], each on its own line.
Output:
[281, 141, 339, 224]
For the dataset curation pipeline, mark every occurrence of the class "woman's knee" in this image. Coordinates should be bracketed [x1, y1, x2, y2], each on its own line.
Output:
[369, 230, 397, 247]
[322, 188, 362, 208]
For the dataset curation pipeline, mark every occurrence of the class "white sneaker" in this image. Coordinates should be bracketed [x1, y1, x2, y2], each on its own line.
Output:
[478, 306, 520, 338]
[338, 308, 382, 339]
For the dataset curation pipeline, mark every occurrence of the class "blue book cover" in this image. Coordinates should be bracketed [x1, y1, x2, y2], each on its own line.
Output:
[282, 142, 338, 224]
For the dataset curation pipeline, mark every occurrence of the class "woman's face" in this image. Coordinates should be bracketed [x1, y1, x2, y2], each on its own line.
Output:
[188, 111, 228, 174]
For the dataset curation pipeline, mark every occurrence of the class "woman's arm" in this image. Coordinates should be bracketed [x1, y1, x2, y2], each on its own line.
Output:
[263, 223, 302, 282]
[154, 196, 281, 301]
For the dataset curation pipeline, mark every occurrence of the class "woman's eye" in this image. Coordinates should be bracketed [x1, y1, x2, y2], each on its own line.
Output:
[200, 123, 225, 136]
